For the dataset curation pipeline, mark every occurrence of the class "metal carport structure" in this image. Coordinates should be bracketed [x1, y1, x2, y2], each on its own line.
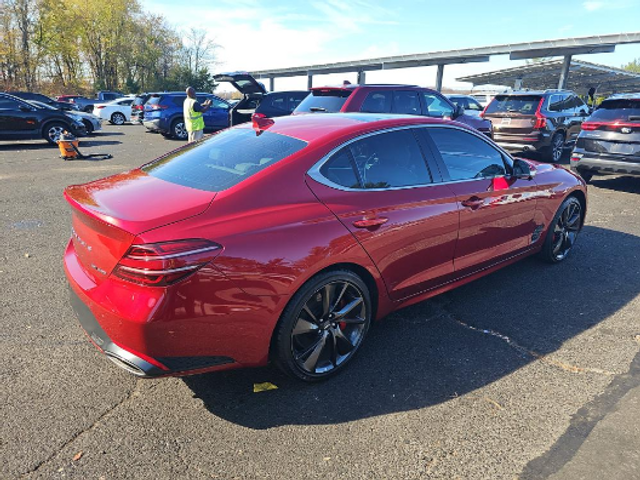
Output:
[250, 33, 640, 92]
[457, 59, 640, 96]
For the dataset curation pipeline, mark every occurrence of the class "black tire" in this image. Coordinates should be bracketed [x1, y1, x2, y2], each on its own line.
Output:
[272, 270, 372, 382]
[110, 112, 126, 125]
[82, 119, 94, 134]
[543, 132, 565, 163]
[171, 118, 188, 140]
[42, 122, 66, 145]
[539, 196, 583, 264]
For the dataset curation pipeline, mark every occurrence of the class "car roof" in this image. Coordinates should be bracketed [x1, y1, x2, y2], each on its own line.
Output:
[310, 84, 421, 92]
[604, 92, 640, 100]
[236, 112, 467, 143]
[499, 89, 575, 96]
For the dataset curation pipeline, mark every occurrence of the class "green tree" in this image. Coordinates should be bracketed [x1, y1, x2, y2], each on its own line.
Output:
[622, 58, 640, 73]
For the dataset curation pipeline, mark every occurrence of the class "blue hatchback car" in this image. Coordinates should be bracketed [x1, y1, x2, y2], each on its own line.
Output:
[143, 92, 231, 139]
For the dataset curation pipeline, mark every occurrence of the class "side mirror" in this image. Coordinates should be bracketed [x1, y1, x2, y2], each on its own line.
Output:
[513, 158, 536, 180]
[453, 104, 465, 119]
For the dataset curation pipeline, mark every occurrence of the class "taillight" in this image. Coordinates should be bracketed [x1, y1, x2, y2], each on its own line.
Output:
[533, 97, 547, 129]
[96, 106, 105, 109]
[149, 104, 169, 111]
[113, 239, 221, 286]
[581, 122, 599, 131]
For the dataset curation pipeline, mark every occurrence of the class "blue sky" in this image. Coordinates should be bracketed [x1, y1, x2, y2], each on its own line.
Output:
[141, 0, 640, 91]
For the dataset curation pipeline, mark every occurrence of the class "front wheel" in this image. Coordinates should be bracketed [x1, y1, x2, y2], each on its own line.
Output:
[272, 270, 372, 382]
[539, 196, 583, 263]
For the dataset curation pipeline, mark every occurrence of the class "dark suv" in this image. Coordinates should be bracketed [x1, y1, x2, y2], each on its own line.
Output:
[143, 92, 230, 139]
[214, 72, 308, 125]
[482, 90, 589, 162]
[292, 83, 492, 137]
[0, 92, 86, 144]
[571, 93, 640, 181]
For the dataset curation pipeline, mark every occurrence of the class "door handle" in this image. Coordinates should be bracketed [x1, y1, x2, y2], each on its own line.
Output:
[461, 196, 483, 209]
[353, 217, 389, 229]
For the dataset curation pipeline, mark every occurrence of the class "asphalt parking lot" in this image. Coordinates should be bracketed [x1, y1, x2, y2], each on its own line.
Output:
[2, 124, 640, 479]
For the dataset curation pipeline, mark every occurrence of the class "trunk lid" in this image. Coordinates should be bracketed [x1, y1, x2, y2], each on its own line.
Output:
[214, 72, 267, 96]
[65, 169, 216, 283]
[483, 94, 542, 135]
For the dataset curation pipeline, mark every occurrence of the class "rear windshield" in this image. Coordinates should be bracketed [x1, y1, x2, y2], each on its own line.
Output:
[143, 128, 307, 191]
[589, 99, 640, 122]
[294, 89, 352, 113]
[484, 95, 542, 115]
[147, 95, 162, 105]
[133, 95, 148, 107]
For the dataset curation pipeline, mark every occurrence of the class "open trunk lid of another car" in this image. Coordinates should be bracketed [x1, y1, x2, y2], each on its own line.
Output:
[214, 72, 267, 96]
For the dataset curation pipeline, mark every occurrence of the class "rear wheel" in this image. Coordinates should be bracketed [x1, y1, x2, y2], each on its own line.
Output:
[110, 112, 126, 125]
[539, 196, 582, 263]
[544, 132, 565, 163]
[171, 118, 187, 140]
[42, 122, 66, 145]
[273, 270, 372, 382]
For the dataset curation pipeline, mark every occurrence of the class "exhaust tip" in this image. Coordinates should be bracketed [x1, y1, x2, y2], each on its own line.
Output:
[106, 353, 148, 377]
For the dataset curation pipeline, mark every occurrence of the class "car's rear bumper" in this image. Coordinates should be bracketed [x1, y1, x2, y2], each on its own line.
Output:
[63, 240, 278, 377]
[492, 132, 550, 152]
[143, 119, 165, 133]
[571, 153, 640, 177]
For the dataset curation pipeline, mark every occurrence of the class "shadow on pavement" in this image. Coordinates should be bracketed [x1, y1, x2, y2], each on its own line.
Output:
[590, 176, 640, 194]
[184, 226, 640, 429]
[77, 140, 122, 147]
[0, 141, 54, 151]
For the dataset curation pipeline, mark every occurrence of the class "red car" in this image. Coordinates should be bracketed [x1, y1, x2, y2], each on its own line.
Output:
[64, 114, 587, 382]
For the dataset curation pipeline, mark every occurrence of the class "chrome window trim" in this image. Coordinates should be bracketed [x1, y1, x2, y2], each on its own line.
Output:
[307, 124, 514, 193]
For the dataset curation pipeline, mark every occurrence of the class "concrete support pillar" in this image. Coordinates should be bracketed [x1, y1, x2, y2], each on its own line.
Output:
[514, 78, 523, 90]
[269, 77, 275, 92]
[435, 65, 445, 92]
[307, 73, 313, 90]
[558, 55, 572, 90]
[357, 71, 366, 85]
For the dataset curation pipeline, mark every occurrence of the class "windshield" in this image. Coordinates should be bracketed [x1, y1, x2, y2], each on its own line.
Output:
[589, 99, 640, 122]
[294, 89, 352, 113]
[484, 95, 542, 115]
[143, 128, 308, 192]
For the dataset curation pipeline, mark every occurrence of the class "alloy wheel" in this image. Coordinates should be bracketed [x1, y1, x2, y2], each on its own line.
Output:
[47, 125, 64, 143]
[551, 200, 581, 261]
[552, 134, 564, 162]
[111, 113, 125, 125]
[290, 280, 368, 376]
[174, 122, 187, 139]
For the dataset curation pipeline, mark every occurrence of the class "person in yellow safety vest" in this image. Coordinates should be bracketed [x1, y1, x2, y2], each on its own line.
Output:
[183, 86, 212, 142]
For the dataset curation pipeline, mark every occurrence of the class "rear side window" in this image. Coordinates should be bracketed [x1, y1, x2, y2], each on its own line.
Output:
[392, 91, 420, 115]
[320, 148, 360, 189]
[172, 95, 187, 107]
[294, 89, 352, 113]
[428, 128, 507, 181]
[147, 96, 162, 106]
[349, 130, 432, 188]
[360, 92, 391, 113]
[0, 97, 20, 109]
[485, 95, 541, 115]
[143, 128, 307, 191]
[590, 99, 640, 122]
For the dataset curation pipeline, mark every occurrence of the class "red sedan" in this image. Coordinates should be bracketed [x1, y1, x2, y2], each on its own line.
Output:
[64, 114, 587, 381]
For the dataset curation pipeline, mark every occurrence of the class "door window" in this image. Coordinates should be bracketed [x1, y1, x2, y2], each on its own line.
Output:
[349, 129, 432, 188]
[422, 93, 454, 118]
[392, 91, 420, 115]
[428, 128, 507, 181]
[360, 91, 392, 113]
